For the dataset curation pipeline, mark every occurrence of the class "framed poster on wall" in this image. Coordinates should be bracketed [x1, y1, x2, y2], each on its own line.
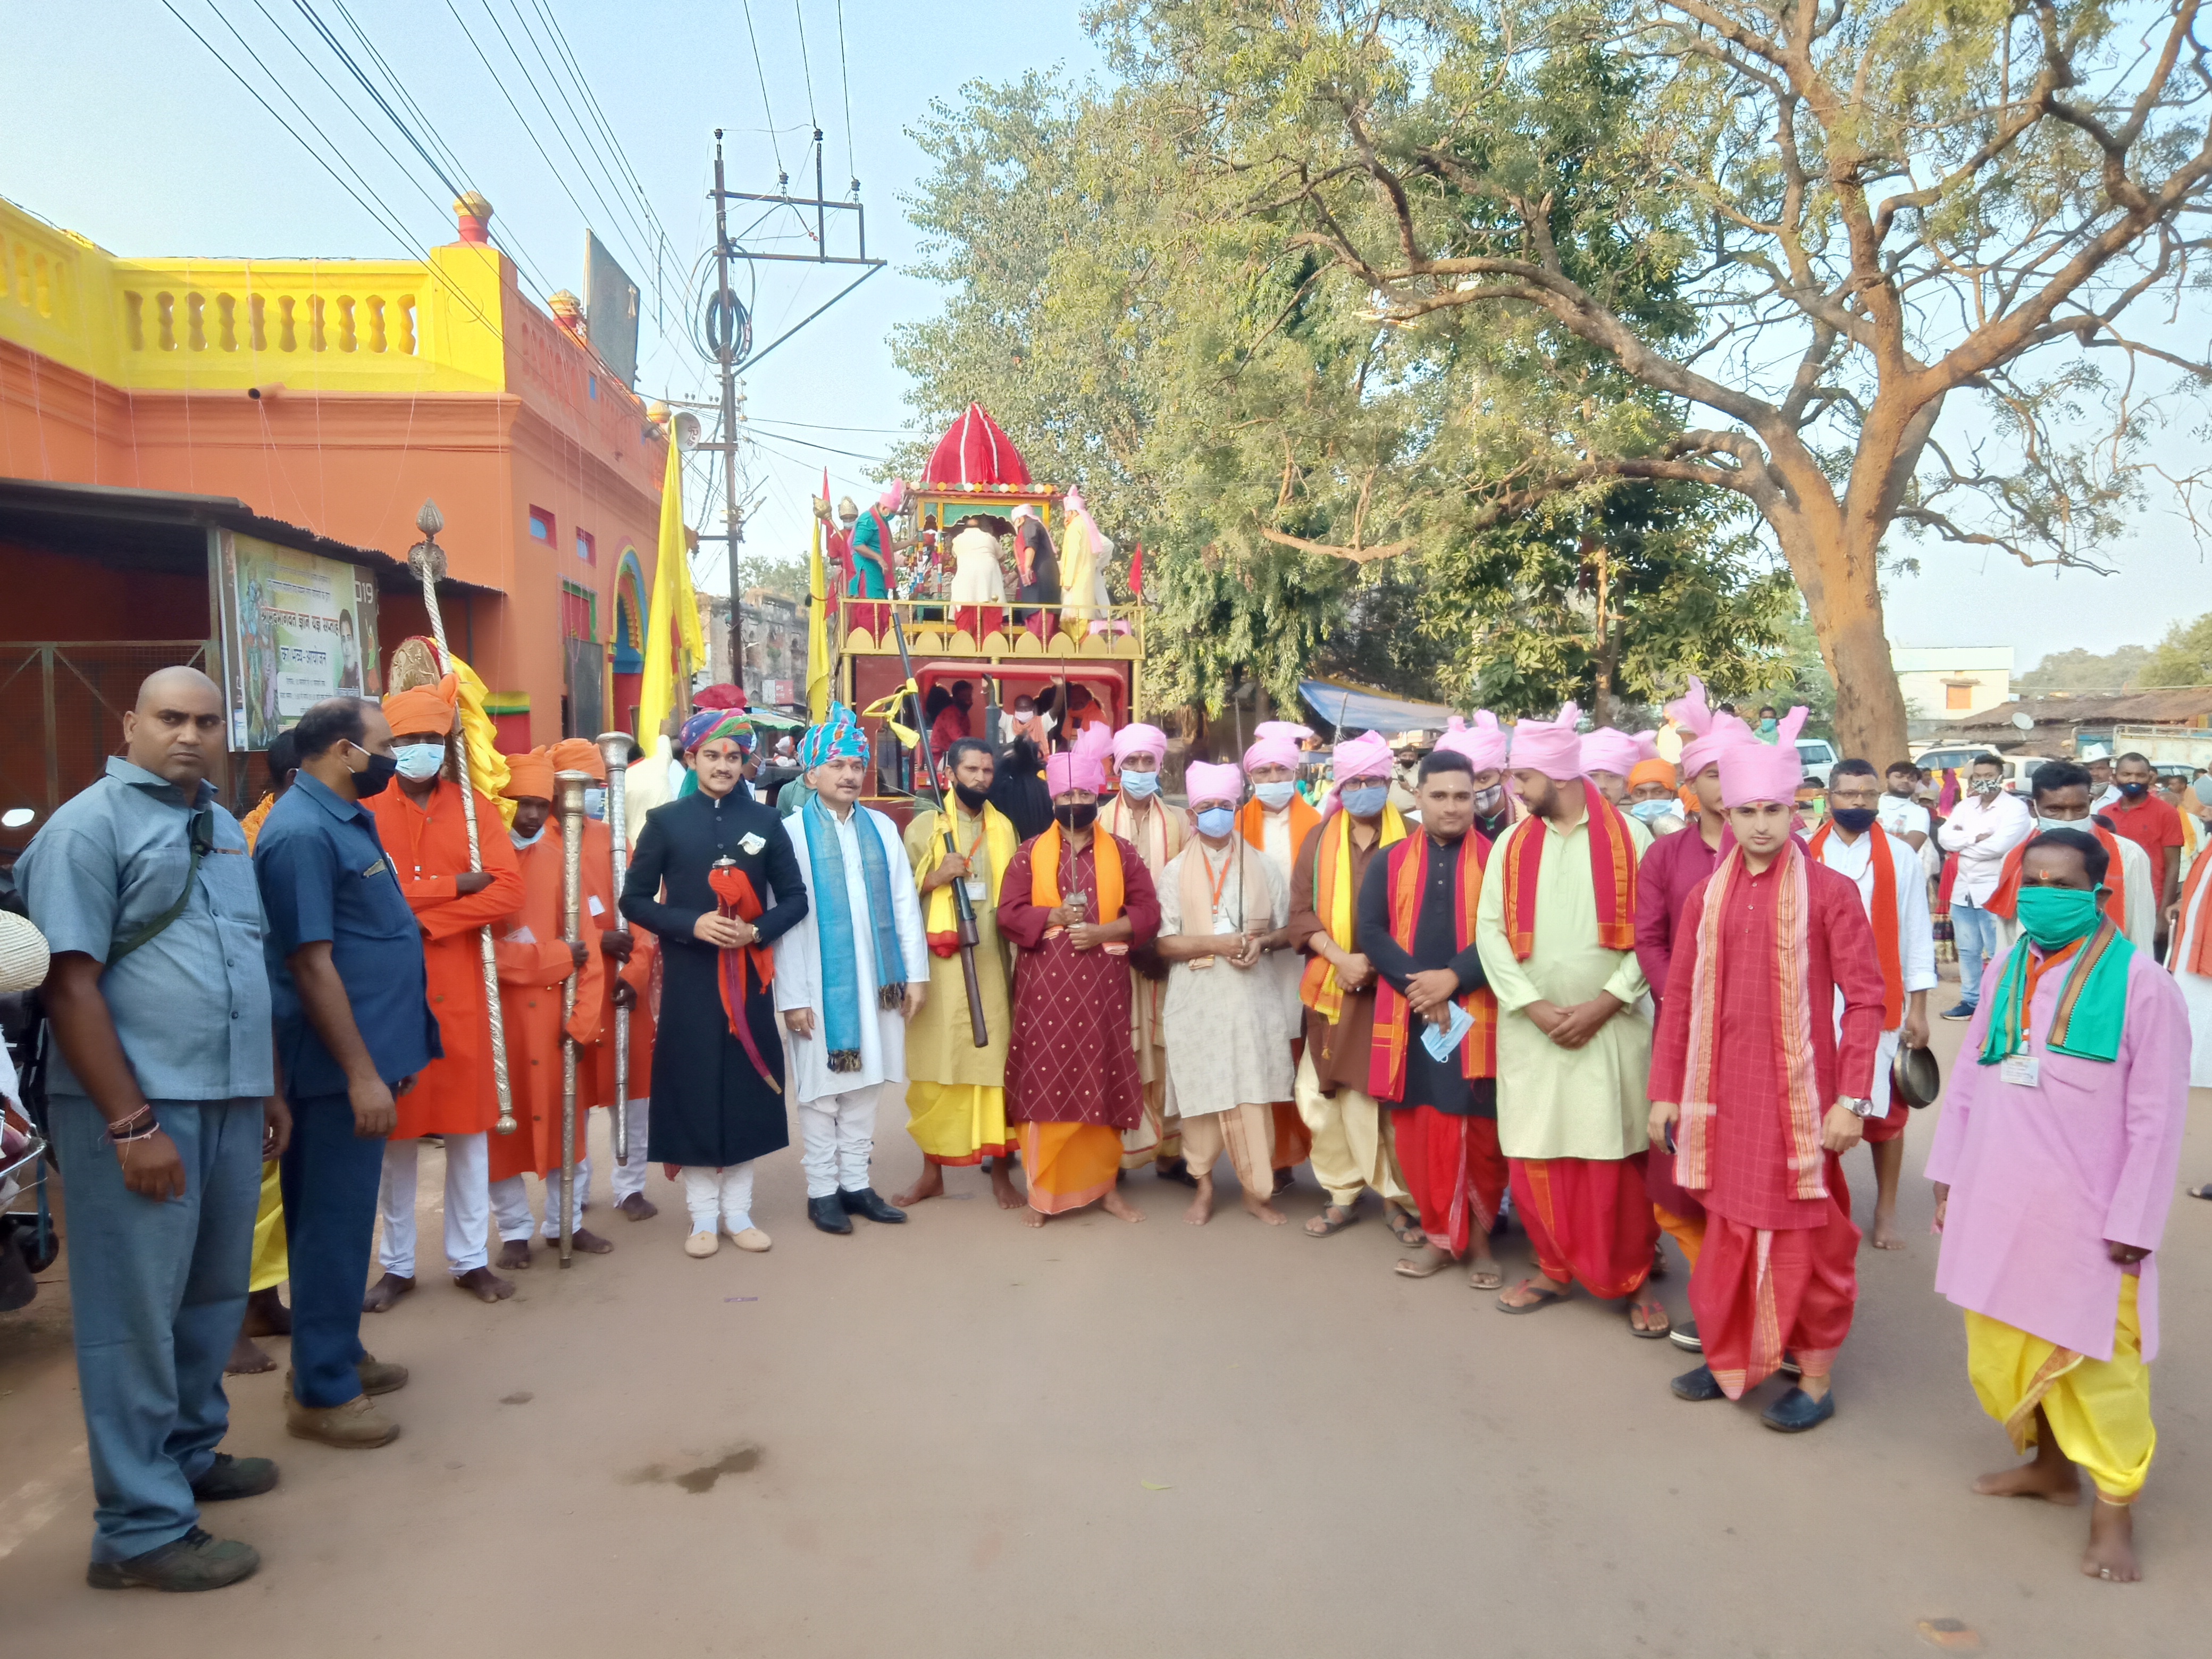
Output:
[219, 530, 381, 750]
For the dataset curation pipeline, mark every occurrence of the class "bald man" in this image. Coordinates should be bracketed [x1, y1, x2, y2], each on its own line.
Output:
[19, 667, 287, 1590]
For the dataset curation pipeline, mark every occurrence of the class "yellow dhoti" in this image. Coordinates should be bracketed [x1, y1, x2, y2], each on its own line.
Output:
[1966, 1277, 2155, 1502]
[905, 1082, 1011, 1167]
[1293, 1050, 1407, 1208]
[249, 1160, 287, 1293]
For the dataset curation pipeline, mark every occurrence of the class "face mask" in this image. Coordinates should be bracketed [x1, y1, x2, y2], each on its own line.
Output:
[1628, 799, 1677, 824]
[2034, 814, 2088, 833]
[1970, 777, 2002, 797]
[1254, 780, 1297, 810]
[1118, 768, 1161, 800]
[1471, 784, 1505, 817]
[2016, 885, 2103, 950]
[1829, 806, 1877, 833]
[1053, 803, 1097, 832]
[345, 744, 397, 798]
[510, 826, 545, 850]
[1340, 782, 1389, 819]
[583, 786, 607, 820]
[953, 782, 992, 811]
[393, 743, 446, 781]
[1758, 718, 1778, 736]
[2118, 781, 2149, 799]
[1195, 806, 1236, 839]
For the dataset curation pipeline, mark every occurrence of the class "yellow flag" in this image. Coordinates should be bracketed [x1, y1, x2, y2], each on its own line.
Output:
[640, 425, 703, 741]
[806, 471, 832, 721]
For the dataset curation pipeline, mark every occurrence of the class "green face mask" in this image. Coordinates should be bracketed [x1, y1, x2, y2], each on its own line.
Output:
[2015, 885, 2102, 950]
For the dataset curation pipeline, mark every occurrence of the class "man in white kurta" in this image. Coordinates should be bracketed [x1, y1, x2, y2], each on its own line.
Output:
[1473, 705, 1665, 1336]
[775, 738, 930, 1234]
[1811, 760, 1938, 1250]
[1101, 722, 1191, 1176]
[1235, 720, 1321, 1183]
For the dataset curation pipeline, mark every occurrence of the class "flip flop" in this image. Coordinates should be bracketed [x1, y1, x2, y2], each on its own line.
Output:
[1305, 1204, 1360, 1237]
[1394, 1251, 1453, 1279]
[1386, 1209, 1425, 1247]
[1468, 1263, 1505, 1292]
[1628, 1298, 1673, 1339]
[1496, 1278, 1570, 1313]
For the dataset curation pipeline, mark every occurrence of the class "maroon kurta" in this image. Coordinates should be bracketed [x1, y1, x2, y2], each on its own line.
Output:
[998, 832, 1162, 1129]
[1649, 854, 1884, 1231]
[1632, 821, 1728, 1011]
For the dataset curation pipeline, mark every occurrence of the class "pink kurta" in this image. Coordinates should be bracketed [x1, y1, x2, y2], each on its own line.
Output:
[1926, 948, 2191, 1362]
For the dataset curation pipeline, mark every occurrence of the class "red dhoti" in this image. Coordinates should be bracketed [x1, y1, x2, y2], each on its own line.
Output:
[1690, 1155, 1859, 1398]
[1392, 1108, 1507, 1257]
[1510, 1153, 1659, 1298]
[1858, 1073, 1911, 1144]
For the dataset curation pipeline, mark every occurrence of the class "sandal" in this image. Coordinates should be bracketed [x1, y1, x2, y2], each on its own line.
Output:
[1386, 1209, 1425, 1248]
[2190, 1183, 2212, 1201]
[1496, 1278, 1570, 1314]
[1628, 1298, 1672, 1339]
[1304, 1204, 1360, 1237]
[1468, 1262, 1505, 1292]
[1394, 1247, 1453, 1279]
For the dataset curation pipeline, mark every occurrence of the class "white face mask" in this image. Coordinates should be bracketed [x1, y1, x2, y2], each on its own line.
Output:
[393, 743, 446, 781]
[510, 825, 545, 850]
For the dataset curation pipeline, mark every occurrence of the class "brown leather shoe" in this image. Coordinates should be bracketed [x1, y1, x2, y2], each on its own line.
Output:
[284, 1390, 399, 1449]
[286, 1354, 408, 1398]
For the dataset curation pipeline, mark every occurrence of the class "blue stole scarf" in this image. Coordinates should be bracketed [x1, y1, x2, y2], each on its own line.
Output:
[799, 795, 904, 1070]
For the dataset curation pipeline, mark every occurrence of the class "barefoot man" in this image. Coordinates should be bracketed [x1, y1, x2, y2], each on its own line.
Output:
[1928, 828, 2189, 1582]
[1650, 717, 1886, 1432]
[897, 738, 1023, 1210]
[996, 743, 1161, 1226]
[1808, 758, 1936, 1251]
[1155, 761, 1295, 1225]
[1100, 720, 1192, 1183]
[1476, 704, 1663, 1336]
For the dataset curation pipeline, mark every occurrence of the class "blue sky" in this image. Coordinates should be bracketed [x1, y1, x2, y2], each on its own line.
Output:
[3, 2, 2200, 669]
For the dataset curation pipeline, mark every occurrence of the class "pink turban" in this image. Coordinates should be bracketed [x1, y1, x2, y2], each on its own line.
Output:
[1509, 702, 1585, 782]
[1330, 730, 1394, 782]
[1184, 760, 1244, 807]
[1111, 722, 1168, 766]
[1045, 749, 1106, 797]
[1434, 711, 1508, 774]
[1243, 719, 1310, 774]
[1579, 727, 1643, 778]
[1718, 707, 1809, 808]
[878, 478, 908, 514]
[1667, 674, 1757, 778]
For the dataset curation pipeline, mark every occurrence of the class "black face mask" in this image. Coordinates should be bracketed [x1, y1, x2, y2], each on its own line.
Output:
[1830, 806, 1878, 833]
[348, 745, 398, 798]
[953, 782, 992, 811]
[2119, 781, 2149, 799]
[1053, 803, 1098, 832]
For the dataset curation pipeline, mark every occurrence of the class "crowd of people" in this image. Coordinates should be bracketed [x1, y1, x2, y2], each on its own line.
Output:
[4, 661, 2197, 1594]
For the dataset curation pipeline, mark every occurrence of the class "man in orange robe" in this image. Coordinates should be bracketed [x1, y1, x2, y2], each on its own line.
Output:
[550, 737, 659, 1222]
[362, 675, 526, 1310]
[485, 750, 609, 1264]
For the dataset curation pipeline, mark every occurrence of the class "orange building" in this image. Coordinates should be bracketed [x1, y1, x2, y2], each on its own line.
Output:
[0, 189, 672, 826]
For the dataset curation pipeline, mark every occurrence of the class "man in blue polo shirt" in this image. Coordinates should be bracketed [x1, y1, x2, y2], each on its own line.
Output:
[253, 696, 438, 1452]
[19, 665, 284, 1593]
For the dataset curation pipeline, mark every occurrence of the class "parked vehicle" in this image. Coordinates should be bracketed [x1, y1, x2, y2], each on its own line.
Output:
[1795, 736, 1838, 785]
[1910, 746, 2065, 794]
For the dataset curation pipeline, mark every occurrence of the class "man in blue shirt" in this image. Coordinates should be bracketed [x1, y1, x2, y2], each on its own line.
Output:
[19, 666, 284, 1593]
[253, 696, 439, 1453]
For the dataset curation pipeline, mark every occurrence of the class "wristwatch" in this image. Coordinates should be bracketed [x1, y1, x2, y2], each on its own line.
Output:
[1836, 1096, 1878, 1119]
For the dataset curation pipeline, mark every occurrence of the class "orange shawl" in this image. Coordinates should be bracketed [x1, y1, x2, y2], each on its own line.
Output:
[1985, 827, 2126, 933]
[1368, 828, 1497, 1101]
[2174, 851, 2212, 977]
[1807, 819, 1904, 1030]
[1029, 823, 1125, 926]
[1236, 795, 1319, 865]
[1499, 780, 1637, 960]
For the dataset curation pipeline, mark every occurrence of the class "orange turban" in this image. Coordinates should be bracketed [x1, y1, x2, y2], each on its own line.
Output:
[501, 747, 556, 801]
[547, 738, 607, 781]
[1628, 757, 1678, 792]
[382, 673, 458, 739]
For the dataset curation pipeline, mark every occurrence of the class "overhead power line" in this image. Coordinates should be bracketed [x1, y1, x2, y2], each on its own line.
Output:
[835, 0, 857, 188]
[738, 0, 785, 179]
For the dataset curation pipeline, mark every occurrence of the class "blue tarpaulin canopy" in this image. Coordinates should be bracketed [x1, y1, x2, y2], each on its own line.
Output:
[1298, 678, 1459, 737]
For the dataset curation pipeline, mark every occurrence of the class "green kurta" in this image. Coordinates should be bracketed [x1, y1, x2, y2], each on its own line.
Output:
[902, 805, 1014, 1087]
[1474, 809, 1654, 1162]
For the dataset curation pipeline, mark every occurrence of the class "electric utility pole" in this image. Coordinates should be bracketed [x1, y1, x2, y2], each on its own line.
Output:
[711, 131, 743, 683]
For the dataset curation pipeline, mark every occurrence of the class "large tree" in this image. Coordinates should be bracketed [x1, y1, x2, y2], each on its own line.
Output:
[1103, 0, 2212, 760]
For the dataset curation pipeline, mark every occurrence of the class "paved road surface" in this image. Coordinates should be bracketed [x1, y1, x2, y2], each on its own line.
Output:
[3, 1016, 2208, 1655]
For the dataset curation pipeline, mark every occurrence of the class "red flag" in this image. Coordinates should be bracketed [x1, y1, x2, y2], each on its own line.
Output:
[1128, 540, 1145, 599]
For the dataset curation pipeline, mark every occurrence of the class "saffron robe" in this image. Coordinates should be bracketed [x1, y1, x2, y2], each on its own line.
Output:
[367, 778, 526, 1139]
[901, 805, 1016, 1090]
[487, 827, 604, 1184]
[579, 816, 655, 1109]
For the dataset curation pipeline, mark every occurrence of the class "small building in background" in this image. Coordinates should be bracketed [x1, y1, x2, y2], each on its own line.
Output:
[698, 589, 810, 711]
[1893, 644, 2014, 737]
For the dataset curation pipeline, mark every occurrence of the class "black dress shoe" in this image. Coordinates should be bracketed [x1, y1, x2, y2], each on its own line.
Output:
[808, 1196, 853, 1235]
[837, 1186, 907, 1224]
[1670, 1364, 1726, 1402]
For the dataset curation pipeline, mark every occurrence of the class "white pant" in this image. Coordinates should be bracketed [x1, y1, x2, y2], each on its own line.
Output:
[488, 1162, 589, 1242]
[798, 1084, 882, 1199]
[378, 1133, 490, 1277]
[680, 1163, 756, 1233]
[609, 1097, 650, 1203]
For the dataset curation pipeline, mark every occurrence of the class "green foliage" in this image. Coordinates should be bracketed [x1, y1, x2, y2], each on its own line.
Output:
[2017, 644, 2151, 694]
[2142, 615, 2212, 689]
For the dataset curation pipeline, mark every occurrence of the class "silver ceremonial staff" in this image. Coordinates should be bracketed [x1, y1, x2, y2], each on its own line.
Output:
[594, 731, 635, 1164]
[555, 768, 590, 1267]
[407, 500, 516, 1137]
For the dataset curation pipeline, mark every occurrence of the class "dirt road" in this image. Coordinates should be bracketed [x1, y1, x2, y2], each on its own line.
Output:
[3, 1015, 2208, 1656]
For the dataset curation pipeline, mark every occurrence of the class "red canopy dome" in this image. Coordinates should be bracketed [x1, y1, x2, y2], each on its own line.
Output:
[921, 403, 1033, 491]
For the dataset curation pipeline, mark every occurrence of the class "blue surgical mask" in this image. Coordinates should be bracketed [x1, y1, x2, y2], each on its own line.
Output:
[393, 743, 446, 781]
[1254, 780, 1297, 810]
[1629, 799, 1677, 824]
[1339, 782, 1389, 818]
[1195, 807, 1236, 839]
[510, 826, 545, 850]
[583, 786, 607, 820]
[1119, 768, 1161, 799]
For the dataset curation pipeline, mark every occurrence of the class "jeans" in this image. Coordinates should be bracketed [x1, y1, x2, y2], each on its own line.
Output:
[1953, 900, 2000, 1008]
[51, 1093, 262, 1562]
[279, 1090, 388, 1410]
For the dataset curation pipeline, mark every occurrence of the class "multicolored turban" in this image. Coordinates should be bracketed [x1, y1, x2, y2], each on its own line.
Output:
[681, 707, 756, 757]
[799, 702, 868, 770]
[1509, 702, 1586, 782]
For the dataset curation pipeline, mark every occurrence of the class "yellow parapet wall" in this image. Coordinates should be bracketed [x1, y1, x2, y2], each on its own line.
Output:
[0, 194, 509, 394]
